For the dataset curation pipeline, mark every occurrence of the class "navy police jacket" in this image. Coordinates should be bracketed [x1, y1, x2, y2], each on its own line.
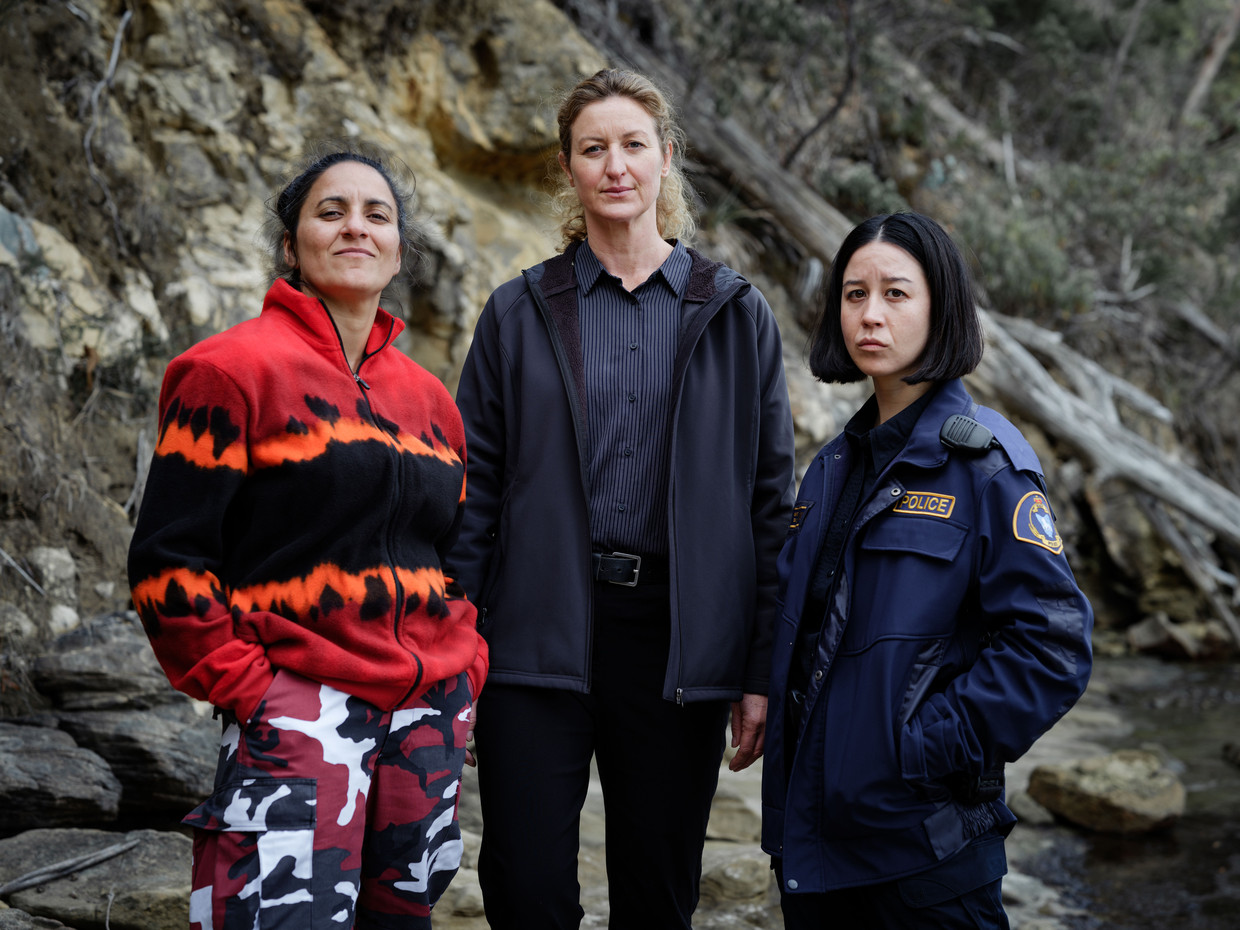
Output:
[450, 242, 796, 702]
[760, 378, 1093, 893]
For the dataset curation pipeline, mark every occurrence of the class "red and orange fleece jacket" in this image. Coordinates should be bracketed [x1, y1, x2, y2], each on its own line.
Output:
[128, 279, 487, 724]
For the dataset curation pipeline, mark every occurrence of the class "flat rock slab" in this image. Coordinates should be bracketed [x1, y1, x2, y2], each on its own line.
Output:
[0, 724, 119, 835]
[0, 829, 189, 930]
[1028, 748, 1186, 833]
[0, 908, 74, 929]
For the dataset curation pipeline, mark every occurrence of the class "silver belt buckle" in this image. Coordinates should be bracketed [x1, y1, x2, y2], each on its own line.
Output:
[611, 551, 641, 587]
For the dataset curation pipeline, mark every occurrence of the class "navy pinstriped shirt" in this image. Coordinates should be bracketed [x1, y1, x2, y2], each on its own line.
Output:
[576, 239, 690, 558]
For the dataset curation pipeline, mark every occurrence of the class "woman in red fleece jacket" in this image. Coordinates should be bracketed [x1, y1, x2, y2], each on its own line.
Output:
[128, 146, 487, 930]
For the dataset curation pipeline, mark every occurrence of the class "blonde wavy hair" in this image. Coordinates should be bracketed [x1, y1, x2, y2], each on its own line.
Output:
[552, 69, 696, 248]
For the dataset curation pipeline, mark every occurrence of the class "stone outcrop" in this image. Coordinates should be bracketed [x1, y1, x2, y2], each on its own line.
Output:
[8, 614, 216, 824]
[0, 723, 120, 835]
[0, 829, 189, 930]
[0, 908, 72, 929]
[1027, 749, 1187, 834]
[1, 0, 1238, 927]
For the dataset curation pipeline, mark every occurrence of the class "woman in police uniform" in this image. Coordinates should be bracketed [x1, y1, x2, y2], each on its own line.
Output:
[761, 212, 1093, 928]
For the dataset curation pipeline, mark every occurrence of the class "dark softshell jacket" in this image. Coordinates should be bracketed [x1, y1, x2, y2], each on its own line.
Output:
[761, 378, 1093, 893]
[449, 242, 796, 702]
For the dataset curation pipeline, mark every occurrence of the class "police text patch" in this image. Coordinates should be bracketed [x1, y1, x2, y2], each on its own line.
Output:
[892, 491, 956, 519]
[790, 501, 814, 530]
[1013, 491, 1063, 554]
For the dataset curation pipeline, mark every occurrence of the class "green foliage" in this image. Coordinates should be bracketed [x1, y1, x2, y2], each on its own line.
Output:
[813, 161, 908, 221]
[954, 191, 1093, 319]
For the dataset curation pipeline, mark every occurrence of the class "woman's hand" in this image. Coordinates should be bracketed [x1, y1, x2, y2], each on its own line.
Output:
[464, 702, 478, 767]
[729, 692, 768, 771]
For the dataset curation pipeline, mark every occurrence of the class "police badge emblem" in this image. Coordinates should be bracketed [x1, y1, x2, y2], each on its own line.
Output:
[1012, 491, 1063, 554]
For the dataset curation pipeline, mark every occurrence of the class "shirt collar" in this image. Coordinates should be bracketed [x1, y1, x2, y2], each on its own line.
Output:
[844, 384, 940, 474]
[577, 239, 691, 298]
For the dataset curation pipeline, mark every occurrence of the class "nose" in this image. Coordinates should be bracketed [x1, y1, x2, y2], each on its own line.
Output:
[858, 295, 885, 327]
[341, 207, 368, 237]
[603, 144, 625, 177]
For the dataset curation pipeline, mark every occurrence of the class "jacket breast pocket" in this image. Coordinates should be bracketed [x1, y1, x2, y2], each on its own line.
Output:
[860, 515, 968, 563]
[841, 516, 970, 650]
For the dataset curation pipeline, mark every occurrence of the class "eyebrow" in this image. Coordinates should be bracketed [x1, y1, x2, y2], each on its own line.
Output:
[314, 195, 394, 210]
[577, 130, 654, 144]
[843, 275, 915, 287]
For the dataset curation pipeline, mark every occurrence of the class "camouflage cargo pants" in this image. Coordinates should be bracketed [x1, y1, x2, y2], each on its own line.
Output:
[184, 668, 472, 929]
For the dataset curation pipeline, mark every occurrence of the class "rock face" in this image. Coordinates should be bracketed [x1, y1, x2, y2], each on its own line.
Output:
[0, 0, 1236, 927]
[0, 829, 190, 930]
[0, 723, 121, 834]
[4, 615, 216, 825]
[1027, 749, 1187, 834]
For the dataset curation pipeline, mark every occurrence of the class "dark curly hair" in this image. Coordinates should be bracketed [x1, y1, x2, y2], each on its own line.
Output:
[264, 142, 416, 286]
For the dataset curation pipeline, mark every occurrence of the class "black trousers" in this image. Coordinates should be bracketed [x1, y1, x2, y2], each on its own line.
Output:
[475, 579, 730, 929]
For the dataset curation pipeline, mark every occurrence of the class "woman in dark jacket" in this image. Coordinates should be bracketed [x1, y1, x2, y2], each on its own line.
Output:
[761, 212, 1093, 928]
[450, 69, 795, 928]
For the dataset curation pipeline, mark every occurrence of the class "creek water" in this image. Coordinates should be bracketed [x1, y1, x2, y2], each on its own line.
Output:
[1019, 655, 1240, 929]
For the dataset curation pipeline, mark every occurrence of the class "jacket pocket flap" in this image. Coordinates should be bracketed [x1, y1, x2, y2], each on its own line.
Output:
[182, 776, 317, 832]
[862, 517, 967, 562]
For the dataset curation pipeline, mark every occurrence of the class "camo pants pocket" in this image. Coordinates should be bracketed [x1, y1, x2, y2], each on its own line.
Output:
[185, 776, 319, 930]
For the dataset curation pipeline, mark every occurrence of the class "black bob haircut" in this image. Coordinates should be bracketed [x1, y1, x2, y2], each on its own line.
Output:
[808, 212, 985, 385]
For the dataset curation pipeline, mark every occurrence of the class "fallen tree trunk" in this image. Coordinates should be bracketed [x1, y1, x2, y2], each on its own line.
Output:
[978, 310, 1240, 551]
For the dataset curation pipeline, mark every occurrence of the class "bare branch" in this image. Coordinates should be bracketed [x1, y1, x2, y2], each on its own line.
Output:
[83, 9, 133, 256]
[1178, 0, 1240, 129]
[0, 545, 47, 597]
[0, 838, 139, 896]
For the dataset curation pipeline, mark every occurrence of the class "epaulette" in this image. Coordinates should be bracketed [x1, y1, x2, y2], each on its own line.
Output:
[972, 406, 1044, 478]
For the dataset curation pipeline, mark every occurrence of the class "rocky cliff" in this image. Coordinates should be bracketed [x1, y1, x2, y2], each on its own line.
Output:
[1, 1, 1238, 926]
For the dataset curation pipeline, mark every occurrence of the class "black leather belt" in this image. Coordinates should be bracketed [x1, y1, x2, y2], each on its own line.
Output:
[591, 551, 670, 586]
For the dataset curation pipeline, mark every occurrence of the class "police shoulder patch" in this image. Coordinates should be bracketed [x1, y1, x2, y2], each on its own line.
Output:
[790, 501, 814, 530]
[1013, 491, 1063, 554]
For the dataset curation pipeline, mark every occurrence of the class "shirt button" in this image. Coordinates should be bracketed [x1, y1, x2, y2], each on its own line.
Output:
[627, 393, 637, 402]
[617, 504, 627, 512]
[787, 879, 799, 890]
[629, 342, 638, 350]
[623, 447, 633, 457]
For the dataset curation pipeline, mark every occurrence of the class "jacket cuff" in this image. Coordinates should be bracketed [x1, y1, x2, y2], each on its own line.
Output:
[466, 637, 489, 701]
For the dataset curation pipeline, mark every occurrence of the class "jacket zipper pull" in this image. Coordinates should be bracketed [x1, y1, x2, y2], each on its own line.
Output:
[675, 687, 684, 705]
[355, 371, 370, 390]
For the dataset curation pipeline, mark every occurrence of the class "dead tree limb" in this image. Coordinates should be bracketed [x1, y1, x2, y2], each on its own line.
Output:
[1146, 498, 1240, 645]
[979, 310, 1240, 554]
[1179, 0, 1240, 129]
[994, 314, 1173, 427]
[0, 545, 46, 597]
[0, 838, 139, 897]
[83, 8, 133, 255]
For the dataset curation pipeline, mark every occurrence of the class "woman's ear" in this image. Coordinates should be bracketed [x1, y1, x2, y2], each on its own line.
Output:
[283, 230, 297, 269]
[661, 140, 672, 178]
[558, 150, 574, 187]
